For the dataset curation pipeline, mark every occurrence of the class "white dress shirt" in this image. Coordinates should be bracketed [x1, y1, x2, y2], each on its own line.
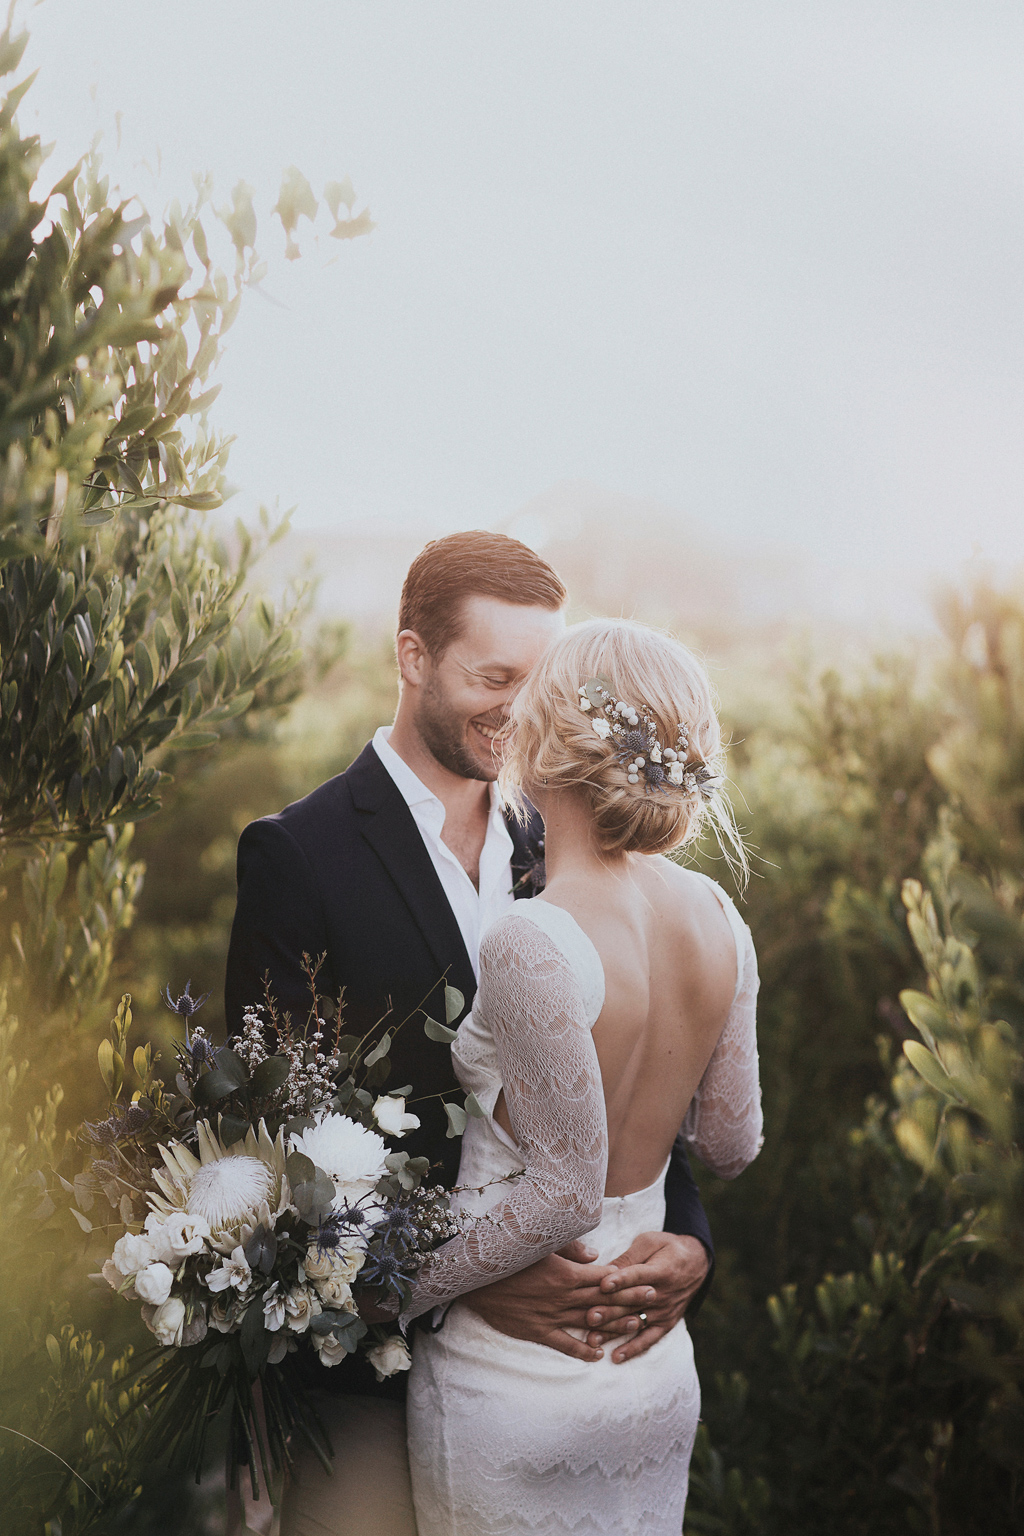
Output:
[371, 727, 516, 978]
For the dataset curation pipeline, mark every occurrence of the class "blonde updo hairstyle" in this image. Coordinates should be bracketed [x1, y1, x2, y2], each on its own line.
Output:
[500, 619, 747, 880]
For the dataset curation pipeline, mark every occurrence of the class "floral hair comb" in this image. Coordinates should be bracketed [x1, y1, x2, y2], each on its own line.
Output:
[577, 676, 720, 800]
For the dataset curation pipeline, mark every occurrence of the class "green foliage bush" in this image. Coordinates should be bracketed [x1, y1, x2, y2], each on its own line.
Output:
[686, 588, 1024, 1534]
[0, 21, 365, 1530]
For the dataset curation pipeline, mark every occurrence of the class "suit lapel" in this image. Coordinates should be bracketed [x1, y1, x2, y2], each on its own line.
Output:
[345, 746, 477, 1000]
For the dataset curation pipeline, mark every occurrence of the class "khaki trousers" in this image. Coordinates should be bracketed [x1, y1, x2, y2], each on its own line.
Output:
[279, 1394, 418, 1536]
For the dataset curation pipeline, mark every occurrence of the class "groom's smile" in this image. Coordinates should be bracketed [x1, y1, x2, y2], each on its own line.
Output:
[400, 594, 565, 786]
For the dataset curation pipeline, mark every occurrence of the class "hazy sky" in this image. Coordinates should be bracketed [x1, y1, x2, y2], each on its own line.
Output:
[21, 1, 1024, 594]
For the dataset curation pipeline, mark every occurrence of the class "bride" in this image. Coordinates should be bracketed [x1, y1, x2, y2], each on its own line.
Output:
[400, 618, 762, 1535]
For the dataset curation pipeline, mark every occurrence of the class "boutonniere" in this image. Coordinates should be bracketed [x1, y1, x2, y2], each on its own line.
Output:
[512, 835, 546, 897]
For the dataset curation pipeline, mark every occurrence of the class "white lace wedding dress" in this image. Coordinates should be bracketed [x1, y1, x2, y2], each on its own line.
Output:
[404, 876, 761, 1536]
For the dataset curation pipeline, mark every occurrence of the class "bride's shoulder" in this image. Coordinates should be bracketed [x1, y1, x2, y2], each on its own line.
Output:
[645, 857, 740, 926]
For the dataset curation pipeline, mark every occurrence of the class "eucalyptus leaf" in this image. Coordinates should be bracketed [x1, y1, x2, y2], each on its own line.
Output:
[444, 1101, 468, 1138]
[444, 986, 465, 1025]
[424, 1017, 457, 1044]
[250, 1054, 289, 1097]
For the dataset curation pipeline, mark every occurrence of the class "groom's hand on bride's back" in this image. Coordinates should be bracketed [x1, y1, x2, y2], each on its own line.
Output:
[461, 1240, 659, 1363]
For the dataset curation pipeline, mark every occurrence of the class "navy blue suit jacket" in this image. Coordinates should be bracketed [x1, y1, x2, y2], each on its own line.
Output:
[225, 744, 713, 1393]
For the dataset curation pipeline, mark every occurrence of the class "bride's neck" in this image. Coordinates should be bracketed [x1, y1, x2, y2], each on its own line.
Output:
[534, 787, 627, 887]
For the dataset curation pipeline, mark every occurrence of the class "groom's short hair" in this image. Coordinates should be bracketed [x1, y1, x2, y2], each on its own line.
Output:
[399, 531, 567, 658]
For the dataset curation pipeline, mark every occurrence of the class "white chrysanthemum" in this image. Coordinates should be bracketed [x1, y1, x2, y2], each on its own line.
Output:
[289, 1112, 389, 1209]
[187, 1156, 273, 1230]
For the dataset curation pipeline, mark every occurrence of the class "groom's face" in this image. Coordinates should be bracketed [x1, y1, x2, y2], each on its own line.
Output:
[416, 595, 564, 782]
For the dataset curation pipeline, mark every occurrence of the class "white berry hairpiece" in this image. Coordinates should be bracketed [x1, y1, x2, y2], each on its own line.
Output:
[578, 676, 721, 800]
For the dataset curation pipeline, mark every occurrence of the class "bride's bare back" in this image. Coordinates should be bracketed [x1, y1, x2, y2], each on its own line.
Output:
[492, 856, 743, 1197]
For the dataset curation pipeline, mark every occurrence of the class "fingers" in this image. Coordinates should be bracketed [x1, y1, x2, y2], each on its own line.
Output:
[589, 1282, 658, 1313]
[585, 1315, 643, 1347]
[611, 1322, 667, 1364]
[557, 1239, 600, 1263]
[541, 1329, 604, 1364]
[599, 1264, 658, 1294]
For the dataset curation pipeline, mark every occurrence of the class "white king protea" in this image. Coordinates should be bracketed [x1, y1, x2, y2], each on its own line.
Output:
[289, 1111, 389, 1210]
[150, 1119, 290, 1254]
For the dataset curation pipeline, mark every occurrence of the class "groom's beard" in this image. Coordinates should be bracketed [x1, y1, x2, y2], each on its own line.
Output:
[416, 673, 496, 783]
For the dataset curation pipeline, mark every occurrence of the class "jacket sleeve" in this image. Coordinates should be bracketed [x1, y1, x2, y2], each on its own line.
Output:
[224, 817, 331, 1033]
[663, 1141, 715, 1317]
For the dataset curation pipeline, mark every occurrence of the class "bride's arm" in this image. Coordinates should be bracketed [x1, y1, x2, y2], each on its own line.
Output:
[401, 913, 608, 1322]
[677, 925, 763, 1179]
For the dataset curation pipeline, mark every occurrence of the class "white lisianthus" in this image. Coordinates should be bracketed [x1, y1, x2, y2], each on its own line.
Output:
[579, 695, 592, 711]
[667, 761, 685, 787]
[372, 1096, 421, 1138]
[135, 1262, 174, 1305]
[205, 1245, 253, 1295]
[316, 1274, 353, 1309]
[143, 1296, 186, 1347]
[263, 1283, 286, 1332]
[284, 1283, 322, 1334]
[649, 742, 662, 764]
[366, 1335, 412, 1381]
[143, 1211, 210, 1265]
[592, 717, 612, 740]
[289, 1112, 389, 1210]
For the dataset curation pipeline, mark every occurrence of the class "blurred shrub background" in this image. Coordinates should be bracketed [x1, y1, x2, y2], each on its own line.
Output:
[0, 13, 1020, 1534]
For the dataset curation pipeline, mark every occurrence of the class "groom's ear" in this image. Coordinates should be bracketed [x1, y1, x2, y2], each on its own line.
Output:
[396, 628, 430, 687]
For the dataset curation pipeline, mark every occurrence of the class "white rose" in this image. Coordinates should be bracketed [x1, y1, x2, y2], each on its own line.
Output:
[649, 742, 662, 763]
[366, 1335, 412, 1382]
[332, 1245, 366, 1284]
[284, 1283, 322, 1334]
[143, 1296, 186, 1347]
[302, 1246, 334, 1282]
[209, 1295, 239, 1333]
[592, 717, 612, 740]
[372, 1095, 421, 1138]
[111, 1231, 157, 1279]
[134, 1262, 174, 1306]
[667, 761, 685, 786]
[312, 1331, 351, 1368]
[579, 695, 592, 711]
[315, 1275, 353, 1309]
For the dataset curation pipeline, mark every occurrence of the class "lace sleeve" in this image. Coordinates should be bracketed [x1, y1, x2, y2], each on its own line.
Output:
[402, 913, 608, 1321]
[678, 924, 762, 1179]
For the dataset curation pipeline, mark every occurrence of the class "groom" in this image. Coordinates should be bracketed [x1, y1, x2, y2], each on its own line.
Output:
[225, 530, 713, 1534]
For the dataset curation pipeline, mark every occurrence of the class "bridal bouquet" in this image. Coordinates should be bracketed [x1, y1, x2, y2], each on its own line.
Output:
[74, 969, 462, 1492]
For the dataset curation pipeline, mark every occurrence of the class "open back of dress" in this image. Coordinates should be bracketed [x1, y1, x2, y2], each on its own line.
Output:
[405, 878, 761, 1536]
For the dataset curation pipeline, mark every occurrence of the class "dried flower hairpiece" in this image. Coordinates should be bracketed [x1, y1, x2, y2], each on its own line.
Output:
[578, 676, 721, 800]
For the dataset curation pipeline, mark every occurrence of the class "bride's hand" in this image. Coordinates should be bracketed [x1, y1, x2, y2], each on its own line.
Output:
[461, 1241, 626, 1362]
[583, 1232, 710, 1363]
